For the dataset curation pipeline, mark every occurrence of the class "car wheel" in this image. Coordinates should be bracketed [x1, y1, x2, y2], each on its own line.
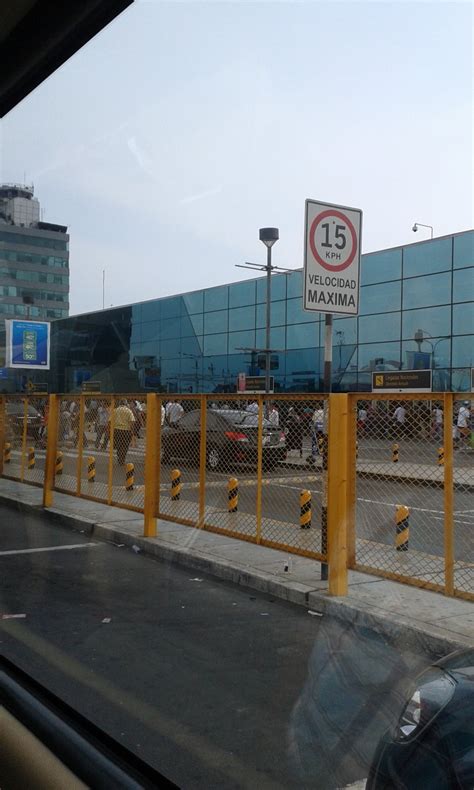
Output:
[206, 446, 221, 470]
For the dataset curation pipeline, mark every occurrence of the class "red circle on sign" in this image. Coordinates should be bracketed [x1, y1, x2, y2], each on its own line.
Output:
[309, 209, 357, 272]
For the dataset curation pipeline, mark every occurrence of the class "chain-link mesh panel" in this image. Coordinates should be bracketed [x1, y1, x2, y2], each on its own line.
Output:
[257, 395, 326, 559]
[158, 397, 202, 525]
[200, 395, 260, 541]
[54, 395, 83, 495]
[106, 396, 146, 510]
[23, 395, 49, 486]
[2, 396, 46, 485]
[453, 394, 474, 599]
[353, 395, 448, 591]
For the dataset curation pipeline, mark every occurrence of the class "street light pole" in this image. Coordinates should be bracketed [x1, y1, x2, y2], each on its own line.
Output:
[265, 243, 272, 395]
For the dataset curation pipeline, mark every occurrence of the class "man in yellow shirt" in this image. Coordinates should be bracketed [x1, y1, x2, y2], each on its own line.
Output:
[113, 399, 135, 465]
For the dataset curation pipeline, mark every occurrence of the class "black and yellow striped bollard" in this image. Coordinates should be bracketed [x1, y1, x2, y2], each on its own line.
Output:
[126, 462, 135, 491]
[171, 468, 181, 501]
[27, 446, 35, 470]
[55, 451, 63, 476]
[4, 442, 11, 464]
[438, 447, 444, 466]
[87, 455, 96, 483]
[228, 477, 238, 513]
[395, 505, 410, 552]
[300, 489, 311, 529]
[392, 443, 399, 463]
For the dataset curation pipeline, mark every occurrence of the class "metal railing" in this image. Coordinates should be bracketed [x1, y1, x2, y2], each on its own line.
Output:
[0, 392, 472, 600]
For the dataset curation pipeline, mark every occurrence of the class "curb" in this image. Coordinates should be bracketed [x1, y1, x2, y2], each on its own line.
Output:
[2, 493, 473, 659]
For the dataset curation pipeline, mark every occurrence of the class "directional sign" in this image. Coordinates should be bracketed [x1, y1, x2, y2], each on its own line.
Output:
[372, 370, 432, 393]
[304, 199, 362, 315]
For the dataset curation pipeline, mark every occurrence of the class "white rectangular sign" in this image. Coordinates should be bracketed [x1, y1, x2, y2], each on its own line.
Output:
[304, 199, 362, 315]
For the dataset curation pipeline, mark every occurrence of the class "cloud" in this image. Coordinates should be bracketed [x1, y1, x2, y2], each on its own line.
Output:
[180, 186, 222, 205]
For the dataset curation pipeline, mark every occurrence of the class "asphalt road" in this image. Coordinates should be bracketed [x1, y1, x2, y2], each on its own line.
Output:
[0, 504, 430, 789]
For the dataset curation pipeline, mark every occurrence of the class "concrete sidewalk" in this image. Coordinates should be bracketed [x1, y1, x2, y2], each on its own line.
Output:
[1, 479, 473, 657]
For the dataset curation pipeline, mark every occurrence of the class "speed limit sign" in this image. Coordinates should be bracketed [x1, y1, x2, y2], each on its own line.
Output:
[304, 199, 362, 315]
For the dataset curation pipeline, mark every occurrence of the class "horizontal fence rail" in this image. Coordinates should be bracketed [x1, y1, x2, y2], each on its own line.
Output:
[0, 392, 472, 600]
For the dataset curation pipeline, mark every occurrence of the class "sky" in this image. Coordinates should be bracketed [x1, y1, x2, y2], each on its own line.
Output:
[1, 0, 472, 316]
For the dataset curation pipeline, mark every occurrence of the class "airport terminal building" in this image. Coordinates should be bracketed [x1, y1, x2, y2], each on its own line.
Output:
[6, 229, 474, 394]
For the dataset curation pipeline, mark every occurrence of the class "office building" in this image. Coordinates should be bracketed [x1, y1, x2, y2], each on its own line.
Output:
[46, 229, 473, 394]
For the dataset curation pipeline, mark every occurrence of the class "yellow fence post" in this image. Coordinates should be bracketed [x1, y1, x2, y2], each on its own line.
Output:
[143, 393, 159, 537]
[198, 396, 207, 528]
[43, 395, 59, 508]
[0, 396, 5, 477]
[346, 395, 357, 567]
[107, 396, 115, 505]
[327, 393, 348, 596]
[443, 393, 454, 596]
[20, 397, 29, 482]
[75, 396, 86, 496]
[255, 396, 263, 544]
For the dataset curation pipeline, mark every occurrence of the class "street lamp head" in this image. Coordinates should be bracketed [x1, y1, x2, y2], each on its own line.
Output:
[414, 329, 424, 343]
[259, 227, 279, 248]
[412, 223, 418, 233]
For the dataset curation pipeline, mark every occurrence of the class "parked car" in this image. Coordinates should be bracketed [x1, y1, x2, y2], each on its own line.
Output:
[161, 408, 287, 470]
[6, 401, 43, 440]
[366, 648, 474, 789]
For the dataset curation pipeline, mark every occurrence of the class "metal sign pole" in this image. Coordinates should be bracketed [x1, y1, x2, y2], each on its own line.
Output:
[265, 244, 272, 395]
[321, 313, 332, 581]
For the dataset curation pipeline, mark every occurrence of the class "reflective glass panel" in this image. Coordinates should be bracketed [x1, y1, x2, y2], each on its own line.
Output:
[255, 326, 286, 351]
[161, 296, 181, 319]
[361, 248, 402, 285]
[452, 336, 474, 367]
[229, 280, 256, 308]
[161, 338, 181, 358]
[333, 316, 358, 344]
[401, 338, 451, 369]
[228, 330, 255, 354]
[358, 342, 401, 369]
[360, 281, 401, 315]
[402, 305, 451, 339]
[453, 304, 474, 335]
[181, 313, 203, 336]
[286, 323, 319, 349]
[256, 300, 286, 328]
[204, 310, 228, 334]
[183, 290, 204, 314]
[453, 268, 474, 303]
[286, 270, 303, 299]
[160, 317, 180, 340]
[453, 231, 474, 269]
[358, 312, 400, 343]
[229, 305, 256, 331]
[402, 272, 451, 309]
[204, 285, 229, 311]
[403, 237, 452, 277]
[203, 333, 228, 355]
[256, 273, 287, 303]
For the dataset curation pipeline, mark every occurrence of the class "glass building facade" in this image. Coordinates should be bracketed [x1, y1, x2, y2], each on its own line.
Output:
[8, 230, 474, 394]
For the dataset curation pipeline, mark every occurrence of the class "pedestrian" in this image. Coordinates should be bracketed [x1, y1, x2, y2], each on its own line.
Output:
[392, 404, 406, 437]
[59, 403, 71, 442]
[431, 405, 443, 441]
[457, 401, 471, 448]
[357, 405, 368, 436]
[268, 404, 279, 428]
[285, 407, 303, 457]
[311, 405, 324, 459]
[95, 403, 110, 449]
[161, 402, 165, 426]
[113, 399, 135, 465]
[165, 400, 184, 425]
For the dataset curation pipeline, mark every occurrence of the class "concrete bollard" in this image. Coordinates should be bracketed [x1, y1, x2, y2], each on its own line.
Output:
[392, 443, 399, 463]
[125, 462, 135, 491]
[300, 489, 312, 529]
[27, 446, 35, 470]
[228, 477, 238, 513]
[55, 451, 63, 476]
[395, 505, 410, 551]
[87, 455, 96, 483]
[438, 447, 444, 466]
[171, 468, 181, 501]
[4, 442, 11, 464]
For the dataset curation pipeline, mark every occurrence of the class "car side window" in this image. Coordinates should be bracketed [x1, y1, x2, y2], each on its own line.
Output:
[177, 411, 200, 428]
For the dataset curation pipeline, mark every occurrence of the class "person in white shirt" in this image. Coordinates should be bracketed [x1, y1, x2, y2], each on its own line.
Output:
[311, 407, 324, 459]
[165, 400, 184, 425]
[457, 401, 471, 446]
[268, 405, 279, 428]
[393, 404, 406, 438]
[431, 405, 443, 441]
[161, 403, 165, 426]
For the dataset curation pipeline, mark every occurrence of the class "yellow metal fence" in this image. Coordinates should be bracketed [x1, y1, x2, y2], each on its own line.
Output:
[0, 392, 472, 600]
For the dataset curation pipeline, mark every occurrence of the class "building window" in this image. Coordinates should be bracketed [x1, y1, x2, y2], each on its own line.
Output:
[453, 232, 474, 269]
[403, 237, 452, 277]
[360, 281, 401, 315]
[361, 248, 402, 286]
[401, 305, 451, 340]
[402, 272, 451, 310]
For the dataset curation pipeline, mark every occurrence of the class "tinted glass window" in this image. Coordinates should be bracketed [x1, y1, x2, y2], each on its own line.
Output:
[161, 338, 180, 358]
[358, 341, 401, 369]
[161, 297, 181, 320]
[204, 333, 228, 355]
[205, 285, 229, 311]
[256, 300, 286, 328]
[453, 267, 474, 303]
[403, 237, 452, 277]
[286, 297, 318, 325]
[359, 312, 400, 343]
[333, 316, 357, 344]
[401, 338, 451, 369]
[361, 248, 402, 285]
[286, 270, 303, 299]
[229, 305, 255, 331]
[453, 304, 474, 336]
[287, 322, 318, 349]
[160, 317, 180, 339]
[183, 290, 203, 314]
[452, 335, 474, 367]
[453, 231, 474, 268]
[228, 329, 255, 353]
[403, 272, 451, 309]
[360, 281, 401, 315]
[402, 305, 451, 339]
[229, 280, 256, 308]
[141, 321, 160, 342]
[204, 310, 228, 334]
[256, 273, 287, 303]
[255, 327, 285, 352]
[181, 313, 203, 336]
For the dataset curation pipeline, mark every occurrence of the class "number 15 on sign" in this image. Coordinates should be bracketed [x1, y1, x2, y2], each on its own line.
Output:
[304, 199, 362, 315]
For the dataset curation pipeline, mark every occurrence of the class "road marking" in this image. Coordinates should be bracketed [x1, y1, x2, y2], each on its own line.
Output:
[0, 543, 98, 557]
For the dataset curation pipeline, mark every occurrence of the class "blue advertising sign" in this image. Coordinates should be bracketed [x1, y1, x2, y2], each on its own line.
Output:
[5, 319, 50, 370]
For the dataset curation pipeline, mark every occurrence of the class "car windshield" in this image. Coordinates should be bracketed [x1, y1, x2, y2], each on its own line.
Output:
[1, 3, 473, 789]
